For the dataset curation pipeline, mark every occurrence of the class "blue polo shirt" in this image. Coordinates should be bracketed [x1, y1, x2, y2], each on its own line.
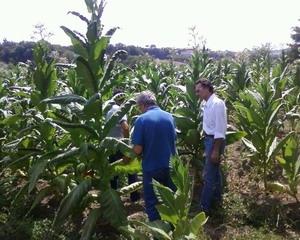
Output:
[132, 106, 176, 172]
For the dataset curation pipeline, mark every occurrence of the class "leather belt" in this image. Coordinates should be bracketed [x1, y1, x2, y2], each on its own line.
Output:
[204, 132, 214, 138]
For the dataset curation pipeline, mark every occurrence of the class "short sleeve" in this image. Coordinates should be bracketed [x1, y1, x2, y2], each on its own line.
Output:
[132, 117, 144, 146]
[214, 101, 227, 139]
[119, 114, 127, 123]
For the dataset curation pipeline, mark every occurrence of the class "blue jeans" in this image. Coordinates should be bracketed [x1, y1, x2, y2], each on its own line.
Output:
[200, 137, 225, 212]
[143, 168, 176, 221]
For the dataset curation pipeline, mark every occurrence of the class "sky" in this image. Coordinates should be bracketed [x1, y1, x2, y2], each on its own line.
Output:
[0, 0, 299, 51]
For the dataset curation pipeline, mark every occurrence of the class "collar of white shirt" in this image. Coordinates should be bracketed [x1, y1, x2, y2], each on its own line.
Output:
[203, 93, 216, 109]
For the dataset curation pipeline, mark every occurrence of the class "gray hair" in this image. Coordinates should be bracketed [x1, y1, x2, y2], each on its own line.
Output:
[136, 91, 157, 106]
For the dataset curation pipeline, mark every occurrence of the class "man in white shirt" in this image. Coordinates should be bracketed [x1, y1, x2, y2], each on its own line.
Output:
[195, 78, 227, 214]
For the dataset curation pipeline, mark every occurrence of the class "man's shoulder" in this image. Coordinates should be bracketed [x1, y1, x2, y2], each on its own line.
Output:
[212, 96, 225, 106]
[106, 104, 122, 121]
[161, 110, 173, 118]
[111, 104, 120, 110]
[150, 107, 171, 114]
[134, 115, 144, 125]
[107, 104, 119, 112]
[147, 108, 172, 118]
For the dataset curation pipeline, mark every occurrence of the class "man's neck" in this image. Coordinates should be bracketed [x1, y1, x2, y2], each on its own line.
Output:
[144, 104, 157, 112]
[204, 93, 213, 101]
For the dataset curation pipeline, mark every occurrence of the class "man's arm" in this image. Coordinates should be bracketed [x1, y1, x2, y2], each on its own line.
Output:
[120, 120, 129, 138]
[120, 120, 131, 163]
[211, 139, 224, 163]
[211, 101, 227, 163]
[131, 117, 143, 156]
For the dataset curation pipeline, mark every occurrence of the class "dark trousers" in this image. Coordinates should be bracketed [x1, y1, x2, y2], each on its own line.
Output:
[143, 168, 176, 221]
[109, 152, 140, 202]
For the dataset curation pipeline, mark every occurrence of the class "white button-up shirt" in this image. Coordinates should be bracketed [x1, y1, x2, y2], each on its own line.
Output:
[202, 94, 227, 139]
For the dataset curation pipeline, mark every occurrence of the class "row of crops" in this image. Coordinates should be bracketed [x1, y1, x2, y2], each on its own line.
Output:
[0, 0, 299, 239]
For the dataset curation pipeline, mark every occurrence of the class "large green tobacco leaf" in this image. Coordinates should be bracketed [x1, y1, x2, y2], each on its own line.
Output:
[1, 153, 37, 168]
[86, 21, 98, 43]
[242, 138, 258, 153]
[111, 158, 142, 175]
[52, 174, 71, 193]
[54, 178, 92, 226]
[101, 137, 136, 158]
[155, 204, 178, 225]
[50, 147, 80, 166]
[80, 208, 101, 240]
[175, 107, 196, 119]
[39, 121, 56, 143]
[99, 50, 127, 90]
[1, 114, 22, 125]
[93, 36, 109, 60]
[225, 131, 247, 145]
[61, 26, 88, 59]
[28, 150, 66, 193]
[2, 136, 27, 150]
[174, 115, 196, 133]
[26, 186, 54, 216]
[154, 182, 179, 225]
[189, 212, 207, 235]
[119, 181, 143, 196]
[68, 11, 89, 25]
[183, 128, 201, 146]
[82, 92, 101, 119]
[85, 0, 95, 13]
[32, 43, 57, 99]
[42, 94, 87, 105]
[99, 188, 127, 227]
[28, 158, 48, 193]
[50, 119, 99, 139]
[267, 132, 294, 159]
[266, 181, 291, 195]
[276, 134, 300, 198]
[186, 80, 197, 104]
[170, 156, 190, 195]
[76, 56, 98, 95]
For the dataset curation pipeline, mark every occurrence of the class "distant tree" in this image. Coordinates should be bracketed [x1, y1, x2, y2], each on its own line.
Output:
[0, 40, 35, 64]
[144, 47, 171, 59]
[0, 40, 74, 64]
[107, 43, 170, 60]
[289, 19, 300, 61]
[126, 45, 143, 56]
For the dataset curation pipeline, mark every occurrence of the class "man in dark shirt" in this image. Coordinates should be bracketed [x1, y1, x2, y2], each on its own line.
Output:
[132, 90, 177, 221]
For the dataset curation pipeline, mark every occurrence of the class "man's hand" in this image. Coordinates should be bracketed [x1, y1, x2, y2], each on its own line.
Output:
[210, 149, 220, 164]
[133, 145, 143, 155]
[122, 156, 131, 164]
[210, 138, 225, 164]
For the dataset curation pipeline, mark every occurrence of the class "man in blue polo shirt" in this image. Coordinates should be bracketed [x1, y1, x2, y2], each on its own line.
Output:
[132, 90, 176, 221]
